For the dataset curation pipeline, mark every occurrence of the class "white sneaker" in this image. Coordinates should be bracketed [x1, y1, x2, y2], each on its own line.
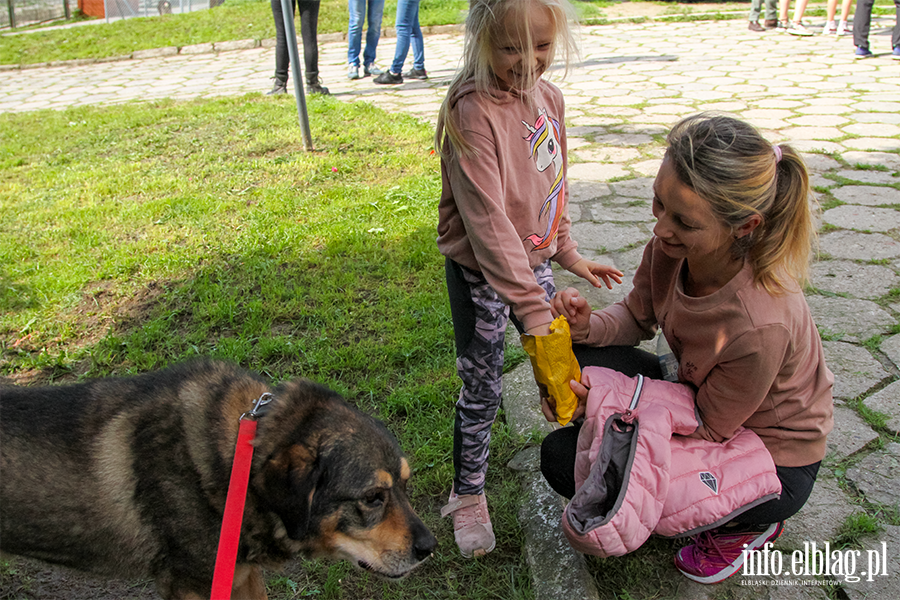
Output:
[347, 65, 360, 80]
[788, 21, 814, 36]
[836, 21, 851, 36]
[822, 21, 837, 35]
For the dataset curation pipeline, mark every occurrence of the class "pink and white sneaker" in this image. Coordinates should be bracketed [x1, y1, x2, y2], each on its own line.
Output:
[674, 522, 785, 584]
[440, 489, 496, 558]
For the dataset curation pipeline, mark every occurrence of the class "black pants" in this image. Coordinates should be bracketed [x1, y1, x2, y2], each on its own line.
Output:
[539, 344, 820, 525]
[853, 0, 900, 50]
[272, 0, 320, 84]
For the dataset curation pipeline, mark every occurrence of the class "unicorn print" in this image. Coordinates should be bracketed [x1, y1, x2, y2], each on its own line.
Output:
[521, 108, 565, 251]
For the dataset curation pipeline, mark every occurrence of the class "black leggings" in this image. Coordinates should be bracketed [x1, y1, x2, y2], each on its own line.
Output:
[272, 0, 320, 83]
[539, 344, 820, 525]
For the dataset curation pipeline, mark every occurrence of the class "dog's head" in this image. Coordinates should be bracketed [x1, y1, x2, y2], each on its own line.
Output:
[254, 379, 437, 579]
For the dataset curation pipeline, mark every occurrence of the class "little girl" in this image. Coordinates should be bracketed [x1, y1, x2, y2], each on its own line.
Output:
[434, 0, 622, 558]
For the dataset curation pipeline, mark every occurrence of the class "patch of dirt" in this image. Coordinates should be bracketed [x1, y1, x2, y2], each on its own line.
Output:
[0, 558, 158, 600]
[1, 280, 170, 386]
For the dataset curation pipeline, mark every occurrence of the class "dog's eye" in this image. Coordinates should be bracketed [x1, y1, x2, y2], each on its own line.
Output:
[363, 490, 387, 508]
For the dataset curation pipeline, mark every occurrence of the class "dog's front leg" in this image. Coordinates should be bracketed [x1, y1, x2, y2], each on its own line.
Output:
[231, 564, 268, 600]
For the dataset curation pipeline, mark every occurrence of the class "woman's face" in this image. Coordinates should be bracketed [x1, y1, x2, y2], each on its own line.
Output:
[489, 2, 554, 91]
[651, 156, 735, 267]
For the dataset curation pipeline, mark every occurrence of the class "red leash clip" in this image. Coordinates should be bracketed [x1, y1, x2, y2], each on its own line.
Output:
[210, 393, 273, 599]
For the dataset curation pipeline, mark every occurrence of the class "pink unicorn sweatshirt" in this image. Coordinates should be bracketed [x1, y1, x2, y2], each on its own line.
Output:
[437, 79, 582, 332]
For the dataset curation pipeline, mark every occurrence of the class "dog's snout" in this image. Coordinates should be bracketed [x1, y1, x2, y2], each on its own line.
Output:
[414, 526, 438, 561]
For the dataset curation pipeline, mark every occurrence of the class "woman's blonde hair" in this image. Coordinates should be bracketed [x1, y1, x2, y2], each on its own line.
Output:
[665, 113, 817, 293]
[434, 0, 578, 158]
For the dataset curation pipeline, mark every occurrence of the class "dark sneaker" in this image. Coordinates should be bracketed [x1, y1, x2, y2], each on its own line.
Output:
[893, 46, 900, 59]
[266, 79, 287, 95]
[764, 19, 778, 29]
[855, 46, 874, 59]
[675, 522, 785, 584]
[748, 21, 765, 32]
[403, 67, 428, 79]
[364, 63, 383, 76]
[374, 71, 403, 85]
[306, 80, 330, 95]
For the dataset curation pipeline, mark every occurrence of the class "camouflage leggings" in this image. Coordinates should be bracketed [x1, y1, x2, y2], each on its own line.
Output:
[445, 258, 556, 496]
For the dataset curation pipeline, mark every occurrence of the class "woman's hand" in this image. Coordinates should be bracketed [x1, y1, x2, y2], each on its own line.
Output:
[540, 378, 589, 422]
[550, 288, 592, 343]
[567, 259, 623, 290]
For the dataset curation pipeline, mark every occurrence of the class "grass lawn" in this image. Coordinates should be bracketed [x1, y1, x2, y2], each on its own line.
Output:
[0, 92, 544, 599]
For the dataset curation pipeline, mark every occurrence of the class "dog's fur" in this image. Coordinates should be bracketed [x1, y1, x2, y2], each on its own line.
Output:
[0, 360, 436, 599]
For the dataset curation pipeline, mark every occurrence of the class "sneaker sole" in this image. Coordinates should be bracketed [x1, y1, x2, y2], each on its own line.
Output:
[675, 522, 784, 585]
[461, 539, 496, 559]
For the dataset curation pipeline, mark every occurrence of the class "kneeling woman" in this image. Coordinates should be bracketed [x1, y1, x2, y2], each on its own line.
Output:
[541, 113, 834, 584]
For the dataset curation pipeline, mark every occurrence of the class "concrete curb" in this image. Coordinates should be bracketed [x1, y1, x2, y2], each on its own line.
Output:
[502, 353, 601, 600]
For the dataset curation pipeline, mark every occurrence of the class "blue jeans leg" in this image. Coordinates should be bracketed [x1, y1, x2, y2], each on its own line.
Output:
[390, 0, 421, 75]
[410, 6, 424, 70]
[347, 0, 365, 66]
[363, 0, 384, 68]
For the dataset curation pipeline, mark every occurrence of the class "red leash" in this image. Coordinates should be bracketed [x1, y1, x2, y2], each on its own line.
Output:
[210, 393, 273, 600]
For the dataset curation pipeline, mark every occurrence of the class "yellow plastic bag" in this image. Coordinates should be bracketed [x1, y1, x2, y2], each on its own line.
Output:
[520, 315, 582, 426]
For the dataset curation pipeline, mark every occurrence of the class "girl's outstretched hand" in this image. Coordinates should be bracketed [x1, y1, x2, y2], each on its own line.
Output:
[550, 288, 592, 343]
[567, 259, 623, 290]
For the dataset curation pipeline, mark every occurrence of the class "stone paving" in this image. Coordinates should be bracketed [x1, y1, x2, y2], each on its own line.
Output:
[2, 14, 900, 600]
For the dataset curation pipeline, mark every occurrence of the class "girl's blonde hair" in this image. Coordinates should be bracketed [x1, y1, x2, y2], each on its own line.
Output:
[434, 0, 578, 158]
[665, 113, 817, 294]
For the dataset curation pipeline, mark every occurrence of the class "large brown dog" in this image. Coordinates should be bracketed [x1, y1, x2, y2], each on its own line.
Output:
[0, 360, 436, 599]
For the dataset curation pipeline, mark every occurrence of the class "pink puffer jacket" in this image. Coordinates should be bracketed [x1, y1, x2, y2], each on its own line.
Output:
[561, 366, 781, 557]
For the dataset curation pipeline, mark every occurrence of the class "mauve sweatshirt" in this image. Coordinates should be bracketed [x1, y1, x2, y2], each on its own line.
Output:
[585, 238, 834, 467]
[437, 79, 582, 332]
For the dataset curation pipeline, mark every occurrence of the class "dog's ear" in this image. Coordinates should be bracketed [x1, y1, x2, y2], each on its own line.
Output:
[260, 444, 324, 540]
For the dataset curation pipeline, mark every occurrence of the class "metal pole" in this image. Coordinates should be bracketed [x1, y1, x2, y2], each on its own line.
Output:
[279, 0, 313, 151]
[8, 0, 16, 29]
